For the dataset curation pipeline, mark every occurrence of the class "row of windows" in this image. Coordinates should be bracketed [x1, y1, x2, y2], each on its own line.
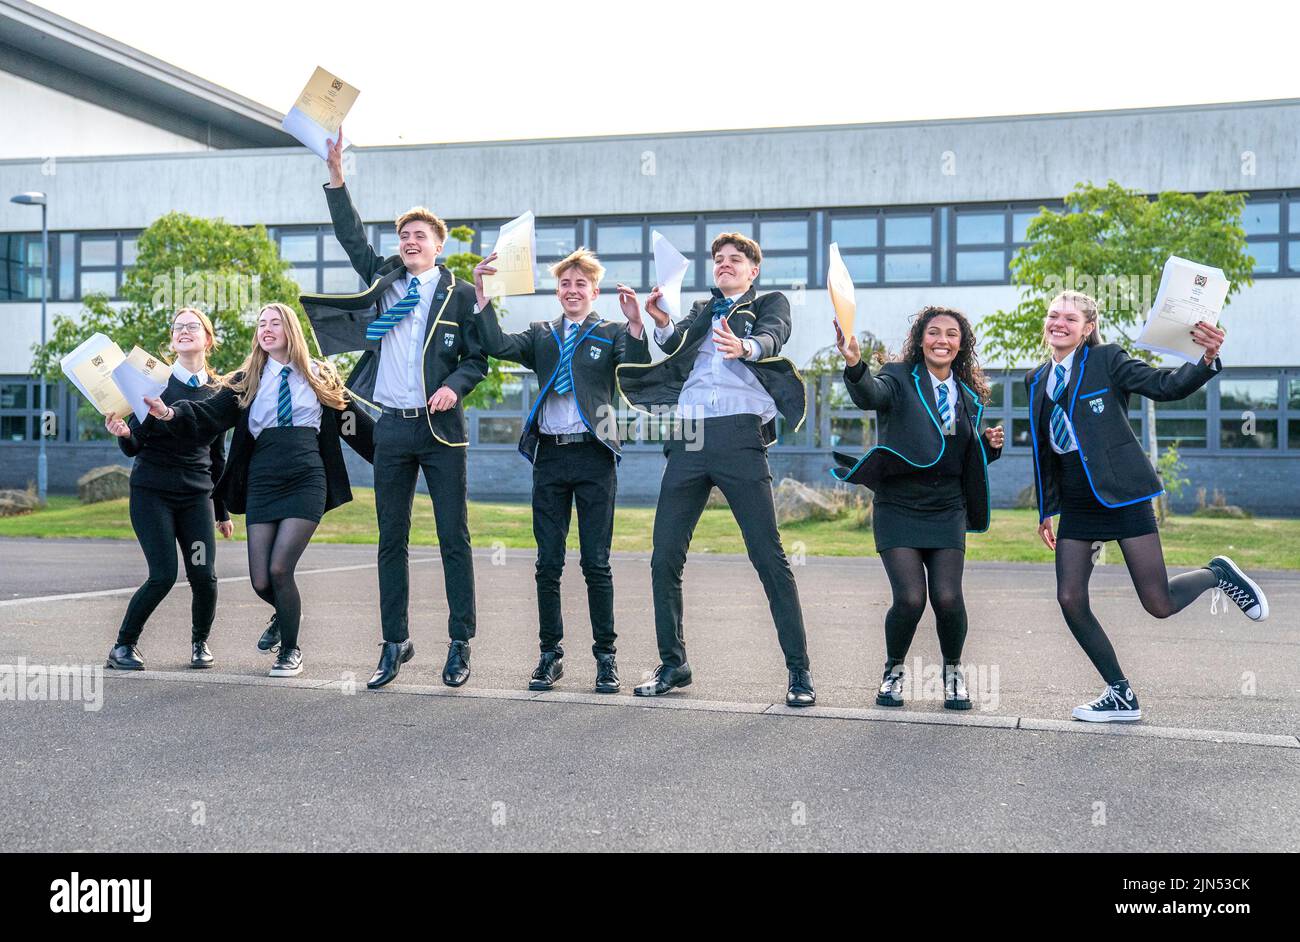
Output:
[4, 191, 1297, 302]
[9, 369, 1300, 453]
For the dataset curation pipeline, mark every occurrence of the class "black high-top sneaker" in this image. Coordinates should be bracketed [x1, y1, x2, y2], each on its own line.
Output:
[1072, 680, 1141, 722]
[1209, 556, 1269, 621]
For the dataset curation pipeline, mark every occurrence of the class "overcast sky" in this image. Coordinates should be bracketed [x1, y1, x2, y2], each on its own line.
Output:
[34, 0, 1300, 145]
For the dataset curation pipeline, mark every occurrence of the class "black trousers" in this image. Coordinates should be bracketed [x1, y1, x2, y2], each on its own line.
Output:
[373, 413, 476, 643]
[118, 484, 218, 645]
[532, 439, 617, 656]
[650, 414, 809, 671]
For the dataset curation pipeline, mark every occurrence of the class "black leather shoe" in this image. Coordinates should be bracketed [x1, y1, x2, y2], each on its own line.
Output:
[367, 639, 414, 689]
[269, 647, 303, 678]
[633, 663, 692, 697]
[528, 651, 563, 691]
[190, 641, 214, 669]
[442, 640, 471, 687]
[786, 668, 816, 707]
[257, 614, 280, 652]
[106, 644, 144, 671]
[594, 653, 620, 693]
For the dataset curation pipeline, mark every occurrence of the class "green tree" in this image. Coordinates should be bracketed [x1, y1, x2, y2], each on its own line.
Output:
[443, 224, 507, 409]
[980, 180, 1255, 517]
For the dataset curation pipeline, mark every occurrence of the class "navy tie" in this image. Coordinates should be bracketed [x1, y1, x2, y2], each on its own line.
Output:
[552, 323, 580, 395]
[187, 375, 200, 388]
[711, 296, 735, 320]
[367, 276, 420, 342]
[1049, 363, 1073, 452]
[276, 365, 293, 428]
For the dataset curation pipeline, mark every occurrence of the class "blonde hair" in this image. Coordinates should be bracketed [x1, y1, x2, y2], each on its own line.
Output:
[1044, 289, 1101, 351]
[548, 247, 605, 286]
[170, 307, 221, 383]
[223, 303, 348, 411]
[395, 207, 448, 244]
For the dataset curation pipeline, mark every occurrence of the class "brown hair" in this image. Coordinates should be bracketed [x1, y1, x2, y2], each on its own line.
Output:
[710, 232, 762, 266]
[170, 307, 220, 383]
[222, 302, 348, 411]
[395, 207, 448, 243]
[549, 247, 605, 286]
[1044, 290, 1101, 351]
[893, 305, 991, 402]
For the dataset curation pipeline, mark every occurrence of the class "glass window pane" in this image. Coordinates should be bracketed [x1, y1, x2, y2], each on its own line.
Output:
[829, 416, 867, 449]
[1220, 418, 1277, 449]
[79, 238, 116, 267]
[1011, 383, 1030, 409]
[1156, 418, 1206, 448]
[884, 215, 931, 247]
[1, 415, 26, 441]
[1289, 240, 1300, 274]
[1289, 419, 1300, 449]
[279, 233, 318, 263]
[1219, 379, 1278, 411]
[377, 230, 401, 257]
[321, 266, 363, 293]
[491, 374, 525, 411]
[58, 233, 76, 301]
[652, 224, 695, 254]
[443, 226, 473, 255]
[760, 220, 808, 250]
[1012, 211, 1037, 242]
[595, 224, 643, 255]
[287, 267, 317, 293]
[985, 379, 1005, 408]
[478, 417, 522, 444]
[598, 258, 644, 289]
[120, 238, 138, 266]
[842, 253, 877, 284]
[1291, 201, 1300, 233]
[757, 255, 808, 287]
[830, 217, 877, 249]
[1249, 241, 1279, 274]
[1011, 417, 1033, 447]
[1289, 378, 1300, 410]
[705, 220, 753, 248]
[955, 250, 1005, 282]
[79, 270, 116, 296]
[956, 213, 1004, 245]
[1241, 202, 1280, 236]
[322, 233, 351, 262]
[0, 383, 28, 409]
[1154, 386, 1207, 410]
[536, 225, 576, 259]
[883, 252, 931, 282]
[475, 228, 499, 253]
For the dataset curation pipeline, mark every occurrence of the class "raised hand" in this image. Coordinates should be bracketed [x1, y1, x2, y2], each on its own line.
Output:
[326, 124, 345, 188]
[615, 284, 645, 337]
[644, 286, 671, 329]
[1190, 320, 1225, 364]
[143, 396, 173, 421]
[473, 252, 498, 309]
[834, 318, 861, 367]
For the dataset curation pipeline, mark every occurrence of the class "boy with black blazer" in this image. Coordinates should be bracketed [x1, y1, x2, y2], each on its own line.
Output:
[472, 248, 651, 691]
[616, 232, 815, 707]
[321, 134, 488, 690]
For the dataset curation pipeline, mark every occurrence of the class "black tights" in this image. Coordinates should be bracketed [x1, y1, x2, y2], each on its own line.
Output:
[879, 547, 968, 665]
[1055, 533, 1218, 685]
[246, 518, 318, 652]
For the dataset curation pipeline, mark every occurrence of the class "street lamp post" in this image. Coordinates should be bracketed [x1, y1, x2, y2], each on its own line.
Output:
[10, 192, 49, 504]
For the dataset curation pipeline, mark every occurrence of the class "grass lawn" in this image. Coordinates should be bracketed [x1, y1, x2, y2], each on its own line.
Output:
[0, 490, 1289, 569]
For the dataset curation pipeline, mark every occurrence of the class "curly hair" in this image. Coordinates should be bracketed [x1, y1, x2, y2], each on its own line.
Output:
[893, 305, 991, 402]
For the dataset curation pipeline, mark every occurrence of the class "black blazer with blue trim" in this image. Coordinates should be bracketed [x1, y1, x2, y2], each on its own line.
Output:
[473, 303, 651, 461]
[614, 286, 807, 444]
[318, 184, 488, 447]
[830, 360, 1002, 532]
[1025, 342, 1220, 521]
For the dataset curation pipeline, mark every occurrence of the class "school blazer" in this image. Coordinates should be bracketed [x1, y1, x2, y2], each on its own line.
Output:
[830, 361, 1002, 532]
[319, 183, 488, 446]
[147, 374, 376, 517]
[475, 303, 651, 461]
[614, 287, 807, 443]
[1025, 342, 1221, 521]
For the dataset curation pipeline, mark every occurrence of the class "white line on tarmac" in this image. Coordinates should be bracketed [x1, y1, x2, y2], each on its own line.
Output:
[101, 669, 1300, 751]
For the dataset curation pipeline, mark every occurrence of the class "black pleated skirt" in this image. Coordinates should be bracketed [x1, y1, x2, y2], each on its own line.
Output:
[1056, 450, 1156, 542]
[245, 426, 326, 525]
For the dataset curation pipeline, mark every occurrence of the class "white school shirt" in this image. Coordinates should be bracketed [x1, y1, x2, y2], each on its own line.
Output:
[248, 356, 323, 438]
[373, 265, 440, 410]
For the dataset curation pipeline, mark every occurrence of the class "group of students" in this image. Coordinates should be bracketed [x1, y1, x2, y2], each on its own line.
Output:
[100, 140, 1272, 722]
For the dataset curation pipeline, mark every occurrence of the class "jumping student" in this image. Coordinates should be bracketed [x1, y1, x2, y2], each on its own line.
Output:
[617, 231, 815, 707]
[144, 303, 374, 678]
[831, 307, 1004, 710]
[471, 248, 651, 692]
[321, 130, 488, 690]
[104, 308, 233, 672]
[1026, 290, 1268, 722]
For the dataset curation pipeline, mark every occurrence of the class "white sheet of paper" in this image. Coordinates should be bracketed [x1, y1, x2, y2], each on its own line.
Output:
[482, 211, 537, 298]
[651, 230, 691, 319]
[1136, 255, 1230, 363]
[826, 242, 857, 337]
[112, 348, 172, 423]
[60, 333, 130, 418]
[281, 67, 359, 160]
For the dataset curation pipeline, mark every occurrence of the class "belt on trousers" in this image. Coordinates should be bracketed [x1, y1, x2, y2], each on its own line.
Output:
[539, 431, 595, 445]
[379, 404, 430, 419]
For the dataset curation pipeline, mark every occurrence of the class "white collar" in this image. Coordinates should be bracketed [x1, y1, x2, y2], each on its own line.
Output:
[266, 355, 291, 375]
[171, 361, 202, 386]
[407, 265, 439, 285]
[1050, 347, 1078, 375]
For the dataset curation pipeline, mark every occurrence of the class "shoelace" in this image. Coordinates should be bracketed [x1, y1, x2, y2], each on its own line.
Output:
[1216, 578, 1254, 608]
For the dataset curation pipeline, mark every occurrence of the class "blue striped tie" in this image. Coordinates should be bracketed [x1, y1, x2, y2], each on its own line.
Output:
[1049, 363, 1073, 451]
[187, 375, 200, 388]
[936, 382, 952, 432]
[710, 297, 735, 321]
[276, 365, 293, 427]
[552, 323, 580, 395]
[366, 276, 420, 342]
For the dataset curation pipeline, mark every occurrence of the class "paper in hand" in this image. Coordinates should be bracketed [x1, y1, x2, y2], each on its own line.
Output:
[1136, 255, 1230, 364]
[651, 230, 691, 320]
[482, 212, 537, 298]
[61, 333, 131, 418]
[112, 347, 172, 423]
[282, 66, 359, 160]
[827, 242, 857, 337]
